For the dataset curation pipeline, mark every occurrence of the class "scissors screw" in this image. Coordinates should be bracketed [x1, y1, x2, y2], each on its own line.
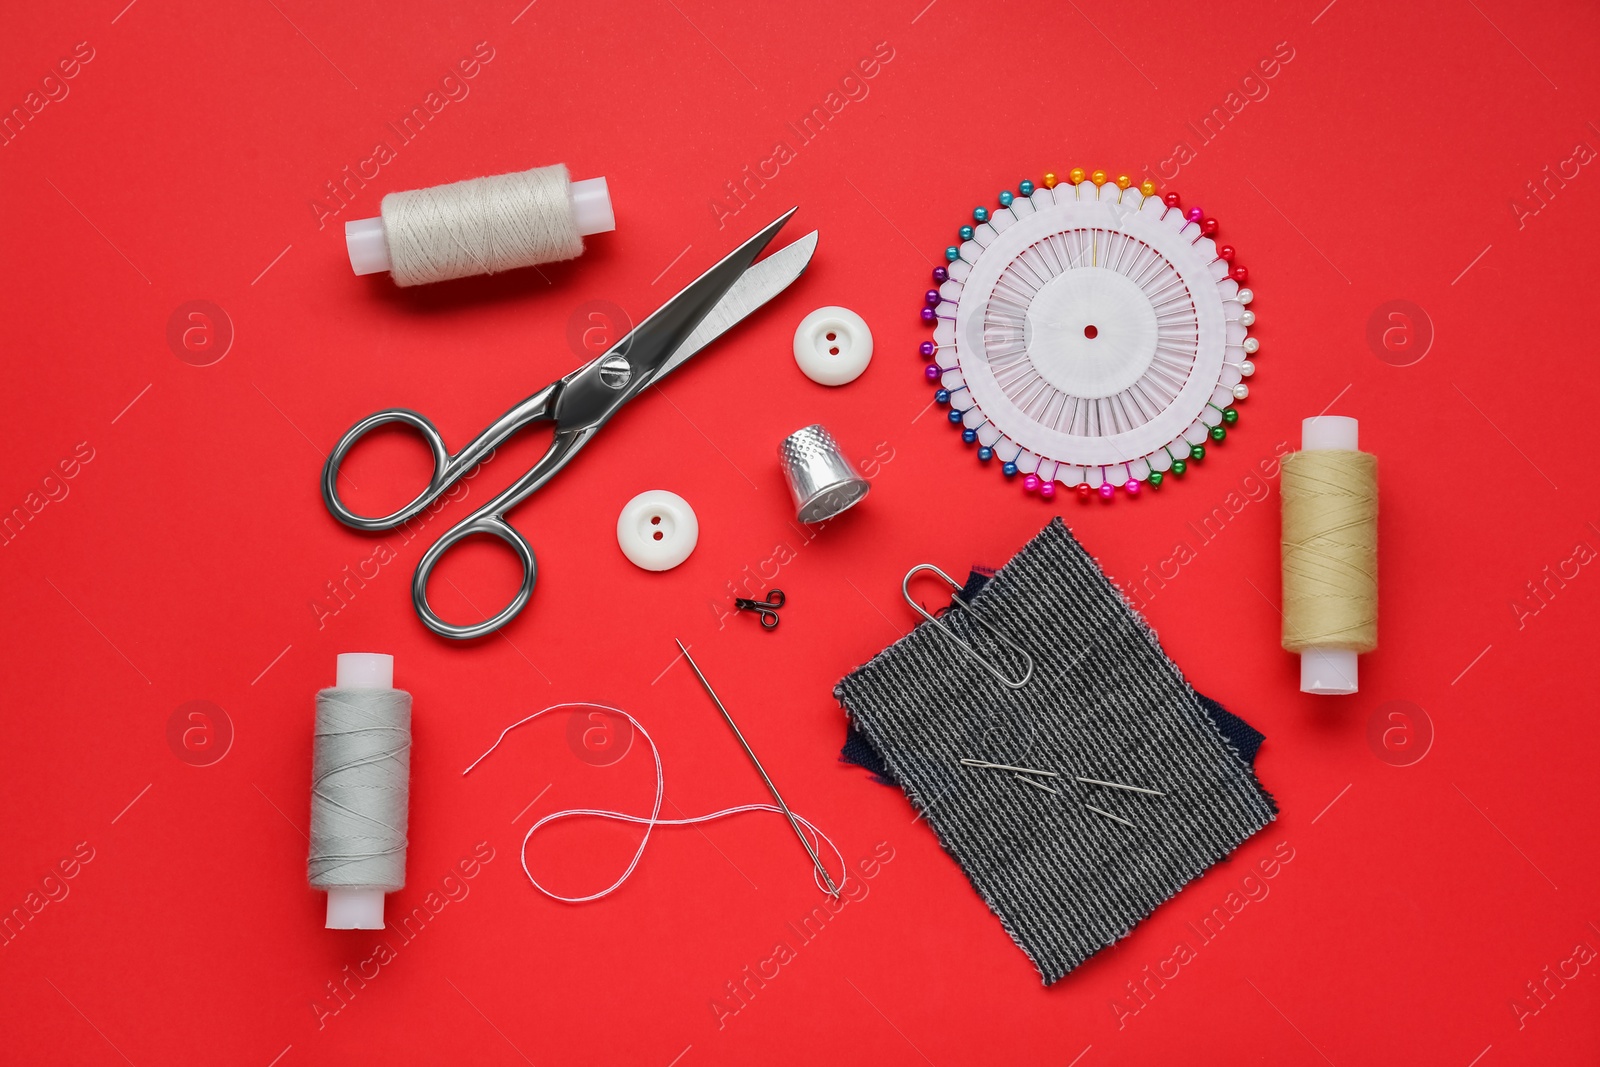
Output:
[598, 354, 633, 390]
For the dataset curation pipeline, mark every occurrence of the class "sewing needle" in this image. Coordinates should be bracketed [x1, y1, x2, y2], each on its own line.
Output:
[675, 639, 841, 898]
[961, 758, 1060, 778]
[1075, 776, 1165, 797]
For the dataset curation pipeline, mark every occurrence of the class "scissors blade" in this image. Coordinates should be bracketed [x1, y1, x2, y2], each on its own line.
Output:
[549, 211, 801, 433]
[608, 209, 796, 384]
[652, 229, 819, 382]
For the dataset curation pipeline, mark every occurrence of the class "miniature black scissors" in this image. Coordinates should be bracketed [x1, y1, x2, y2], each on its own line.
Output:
[734, 588, 786, 630]
[322, 210, 817, 639]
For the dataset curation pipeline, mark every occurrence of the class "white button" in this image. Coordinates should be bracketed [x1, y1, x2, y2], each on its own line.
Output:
[616, 490, 698, 571]
[793, 306, 872, 386]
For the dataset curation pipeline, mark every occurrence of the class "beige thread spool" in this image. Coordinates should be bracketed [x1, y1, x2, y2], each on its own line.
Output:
[1281, 416, 1377, 695]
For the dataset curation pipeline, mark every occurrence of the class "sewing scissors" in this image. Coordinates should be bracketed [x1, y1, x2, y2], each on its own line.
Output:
[321, 209, 817, 639]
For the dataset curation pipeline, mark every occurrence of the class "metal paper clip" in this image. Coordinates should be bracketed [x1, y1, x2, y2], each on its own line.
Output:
[902, 564, 1034, 690]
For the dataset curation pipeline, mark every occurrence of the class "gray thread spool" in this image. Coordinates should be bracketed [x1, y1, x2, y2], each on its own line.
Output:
[308, 653, 411, 930]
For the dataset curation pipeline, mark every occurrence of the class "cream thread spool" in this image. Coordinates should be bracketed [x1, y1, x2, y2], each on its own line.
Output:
[309, 653, 412, 929]
[1280, 416, 1378, 695]
[345, 163, 615, 286]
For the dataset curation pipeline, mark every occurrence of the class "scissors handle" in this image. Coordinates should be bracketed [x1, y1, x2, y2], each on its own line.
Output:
[321, 384, 560, 532]
[407, 423, 598, 639]
[411, 512, 538, 640]
[323, 384, 583, 640]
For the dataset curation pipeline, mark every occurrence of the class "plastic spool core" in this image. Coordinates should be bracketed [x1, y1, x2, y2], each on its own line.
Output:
[568, 176, 616, 236]
[1296, 417, 1361, 696]
[345, 175, 615, 276]
[324, 652, 394, 930]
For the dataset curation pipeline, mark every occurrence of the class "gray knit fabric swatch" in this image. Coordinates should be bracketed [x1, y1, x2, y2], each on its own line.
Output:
[835, 518, 1275, 984]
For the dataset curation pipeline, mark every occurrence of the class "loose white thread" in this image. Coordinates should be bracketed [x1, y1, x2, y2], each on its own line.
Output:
[463, 703, 844, 902]
[382, 163, 584, 286]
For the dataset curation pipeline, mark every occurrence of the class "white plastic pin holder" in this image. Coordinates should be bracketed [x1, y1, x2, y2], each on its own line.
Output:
[323, 652, 395, 930]
[1296, 416, 1361, 697]
[926, 178, 1257, 499]
[345, 176, 615, 276]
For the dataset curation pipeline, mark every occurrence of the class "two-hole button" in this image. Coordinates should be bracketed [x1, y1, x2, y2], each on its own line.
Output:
[617, 490, 698, 571]
[793, 306, 872, 386]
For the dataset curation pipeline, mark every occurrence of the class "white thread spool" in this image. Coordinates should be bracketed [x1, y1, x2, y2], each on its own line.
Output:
[312, 653, 410, 929]
[345, 163, 614, 285]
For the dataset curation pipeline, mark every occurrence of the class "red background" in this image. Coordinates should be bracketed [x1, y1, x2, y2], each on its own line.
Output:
[3, 1, 1598, 1064]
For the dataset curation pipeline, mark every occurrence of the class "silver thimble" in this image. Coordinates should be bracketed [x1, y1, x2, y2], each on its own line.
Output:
[778, 424, 870, 524]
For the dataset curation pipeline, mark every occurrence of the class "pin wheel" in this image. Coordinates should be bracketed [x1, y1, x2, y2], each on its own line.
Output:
[919, 171, 1257, 501]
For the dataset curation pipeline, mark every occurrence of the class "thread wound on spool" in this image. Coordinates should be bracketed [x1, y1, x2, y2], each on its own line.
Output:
[382, 163, 584, 286]
[1280, 450, 1378, 654]
[308, 687, 412, 891]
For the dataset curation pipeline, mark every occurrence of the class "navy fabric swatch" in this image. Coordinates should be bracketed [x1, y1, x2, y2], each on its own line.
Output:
[841, 568, 1267, 780]
[834, 520, 1277, 984]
